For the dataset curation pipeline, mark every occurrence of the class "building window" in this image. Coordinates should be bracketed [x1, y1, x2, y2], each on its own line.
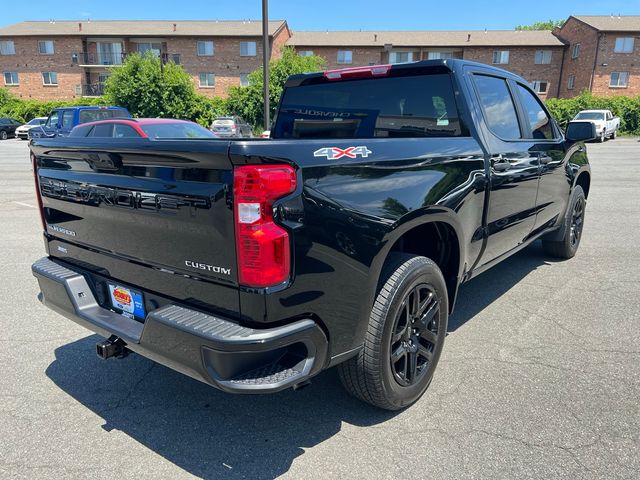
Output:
[534, 50, 552, 64]
[0, 40, 15, 55]
[38, 40, 54, 55]
[239, 74, 250, 86]
[136, 42, 162, 58]
[96, 42, 123, 65]
[199, 73, 215, 87]
[337, 50, 353, 64]
[571, 43, 580, 59]
[492, 50, 510, 64]
[389, 51, 414, 64]
[610, 72, 629, 88]
[531, 80, 549, 94]
[567, 74, 575, 90]
[240, 42, 257, 57]
[197, 41, 214, 56]
[3, 72, 19, 85]
[427, 51, 453, 60]
[42, 72, 58, 85]
[298, 50, 314, 57]
[171, 54, 181, 64]
[614, 37, 634, 53]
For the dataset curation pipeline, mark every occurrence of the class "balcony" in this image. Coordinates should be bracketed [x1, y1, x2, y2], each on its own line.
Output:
[75, 52, 181, 67]
[76, 52, 126, 67]
[81, 83, 106, 97]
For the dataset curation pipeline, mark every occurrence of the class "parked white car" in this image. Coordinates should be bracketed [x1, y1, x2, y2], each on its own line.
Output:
[572, 110, 620, 142]
[15, 117, 47, 140]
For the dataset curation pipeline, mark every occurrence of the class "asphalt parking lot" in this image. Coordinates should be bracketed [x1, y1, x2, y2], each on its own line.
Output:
[0, 137, 638, 479]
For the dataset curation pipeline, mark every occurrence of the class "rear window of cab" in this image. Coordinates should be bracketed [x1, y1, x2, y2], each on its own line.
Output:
[273, 72, 468, 139]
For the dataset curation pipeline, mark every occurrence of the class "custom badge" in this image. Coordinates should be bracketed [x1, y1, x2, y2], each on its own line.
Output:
[313, 146, 372, 160]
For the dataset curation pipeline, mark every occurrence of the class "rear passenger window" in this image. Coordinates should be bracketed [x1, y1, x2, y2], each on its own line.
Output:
[473, 74, 521, 139]
[113, 124, 139, 138]
[90, 123, 114, 137]
[516, 84, 555, 140]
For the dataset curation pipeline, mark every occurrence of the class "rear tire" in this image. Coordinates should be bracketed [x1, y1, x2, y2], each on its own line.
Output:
[338, 254, 448, 410]
[612, 130, 617, 139]
[542, 185, 586, 259]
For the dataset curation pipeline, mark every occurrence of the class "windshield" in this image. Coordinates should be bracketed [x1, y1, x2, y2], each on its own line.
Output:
[140, 122, 217, 139]
[28, 118, 45, 125]
[273, 73, 467, 139]
[575, 112, 605, 121]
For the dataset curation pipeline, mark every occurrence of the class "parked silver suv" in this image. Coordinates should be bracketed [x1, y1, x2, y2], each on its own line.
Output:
[210, 116, 253, 138]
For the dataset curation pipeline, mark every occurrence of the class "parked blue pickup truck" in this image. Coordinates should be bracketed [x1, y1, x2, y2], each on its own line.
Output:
[29, 106, 130, 139]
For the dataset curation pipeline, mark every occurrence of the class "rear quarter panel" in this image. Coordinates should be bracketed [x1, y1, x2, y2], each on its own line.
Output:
[231, 137, 486, 357]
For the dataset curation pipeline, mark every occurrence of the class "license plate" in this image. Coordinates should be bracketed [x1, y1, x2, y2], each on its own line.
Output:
[108, 283, 145, 319]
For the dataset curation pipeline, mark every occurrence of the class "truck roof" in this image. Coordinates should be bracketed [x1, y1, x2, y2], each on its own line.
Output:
[286, 59, 527, 88]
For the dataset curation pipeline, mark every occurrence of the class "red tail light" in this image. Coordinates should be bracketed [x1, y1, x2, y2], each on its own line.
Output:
[31, 152, 46, 231]
[234, 165, 297, 288]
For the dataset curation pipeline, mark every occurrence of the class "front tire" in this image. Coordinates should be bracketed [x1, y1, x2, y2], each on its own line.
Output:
[0, 131, 7, 140]
[338, 254, 448, 410]
[542, 185, 586, 259]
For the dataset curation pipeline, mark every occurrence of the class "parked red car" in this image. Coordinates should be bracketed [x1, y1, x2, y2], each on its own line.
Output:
[69, 118, 219, 139]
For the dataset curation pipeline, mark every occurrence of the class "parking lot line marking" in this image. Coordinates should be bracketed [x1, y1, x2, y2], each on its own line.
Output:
[12, 201, 36, 209]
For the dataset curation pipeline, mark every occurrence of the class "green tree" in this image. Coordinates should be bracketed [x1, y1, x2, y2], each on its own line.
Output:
[226, 46, 325, 129]
[515, 19, 565, 30]
[103, 52, 198, 119]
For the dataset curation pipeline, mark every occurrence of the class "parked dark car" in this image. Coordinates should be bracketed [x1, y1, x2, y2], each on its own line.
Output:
[210, 116, 253, 138]
[30, 60, 592, 410]
[69, 118, 219, 139]
[29, 106, 130, 139]
[0, 117, 21, 140]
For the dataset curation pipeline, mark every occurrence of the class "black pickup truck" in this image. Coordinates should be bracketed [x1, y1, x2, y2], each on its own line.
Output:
[30, 60, 593, 410]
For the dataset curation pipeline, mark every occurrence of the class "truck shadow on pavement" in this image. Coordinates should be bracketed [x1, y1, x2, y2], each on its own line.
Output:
[45, 242, 558, 479]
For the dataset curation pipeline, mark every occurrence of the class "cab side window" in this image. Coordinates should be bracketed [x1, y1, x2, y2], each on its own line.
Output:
[516, 84, 555, 140]
[61, 110, 74, 129]
[473, 74, 521, 139]
[45, 111, 59, 128]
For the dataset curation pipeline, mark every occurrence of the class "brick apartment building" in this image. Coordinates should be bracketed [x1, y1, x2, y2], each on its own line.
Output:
[288, 30, 565, 98]
[0, 15, 638, 101]
[0, 20, 290, 100]
[554, 15, 640, 97]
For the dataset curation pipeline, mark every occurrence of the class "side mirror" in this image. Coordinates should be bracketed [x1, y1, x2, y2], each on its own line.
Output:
[566, 121, 597, 142]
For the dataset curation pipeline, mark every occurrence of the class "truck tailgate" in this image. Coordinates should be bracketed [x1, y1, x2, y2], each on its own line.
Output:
[31, 138, 238, 311]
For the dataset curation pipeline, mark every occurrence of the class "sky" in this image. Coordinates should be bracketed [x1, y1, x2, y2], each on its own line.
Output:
[1, 0, 640, 31]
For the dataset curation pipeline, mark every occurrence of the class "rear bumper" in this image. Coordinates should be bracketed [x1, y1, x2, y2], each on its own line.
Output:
[32, 257, 328, 393]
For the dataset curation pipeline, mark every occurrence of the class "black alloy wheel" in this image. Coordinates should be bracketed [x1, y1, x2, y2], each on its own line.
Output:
[569, 196, 585, 248]
[389, 284, 440, 387]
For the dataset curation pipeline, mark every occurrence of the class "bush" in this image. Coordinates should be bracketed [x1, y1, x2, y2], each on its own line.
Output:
[103, 52, 198, 120]
[546, 91, 640, 135]
[0, 88, 105, 123]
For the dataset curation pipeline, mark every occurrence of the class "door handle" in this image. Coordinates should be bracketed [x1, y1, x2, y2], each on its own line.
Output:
[491, 157, 511, 172]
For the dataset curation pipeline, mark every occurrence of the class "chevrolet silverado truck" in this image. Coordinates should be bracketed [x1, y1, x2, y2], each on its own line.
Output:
[30, 60, 594, 410]
[572, 109, 620, 142]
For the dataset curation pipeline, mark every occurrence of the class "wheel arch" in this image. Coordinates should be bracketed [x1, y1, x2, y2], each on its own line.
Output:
[370, 208, 466, 314]
[575, 170, 591, 199]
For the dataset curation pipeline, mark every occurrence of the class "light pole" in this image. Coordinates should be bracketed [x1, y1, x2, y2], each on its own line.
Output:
[262, 0, 270, 130]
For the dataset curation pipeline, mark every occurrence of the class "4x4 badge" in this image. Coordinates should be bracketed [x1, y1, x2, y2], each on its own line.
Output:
[314, 146, 372, 160]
